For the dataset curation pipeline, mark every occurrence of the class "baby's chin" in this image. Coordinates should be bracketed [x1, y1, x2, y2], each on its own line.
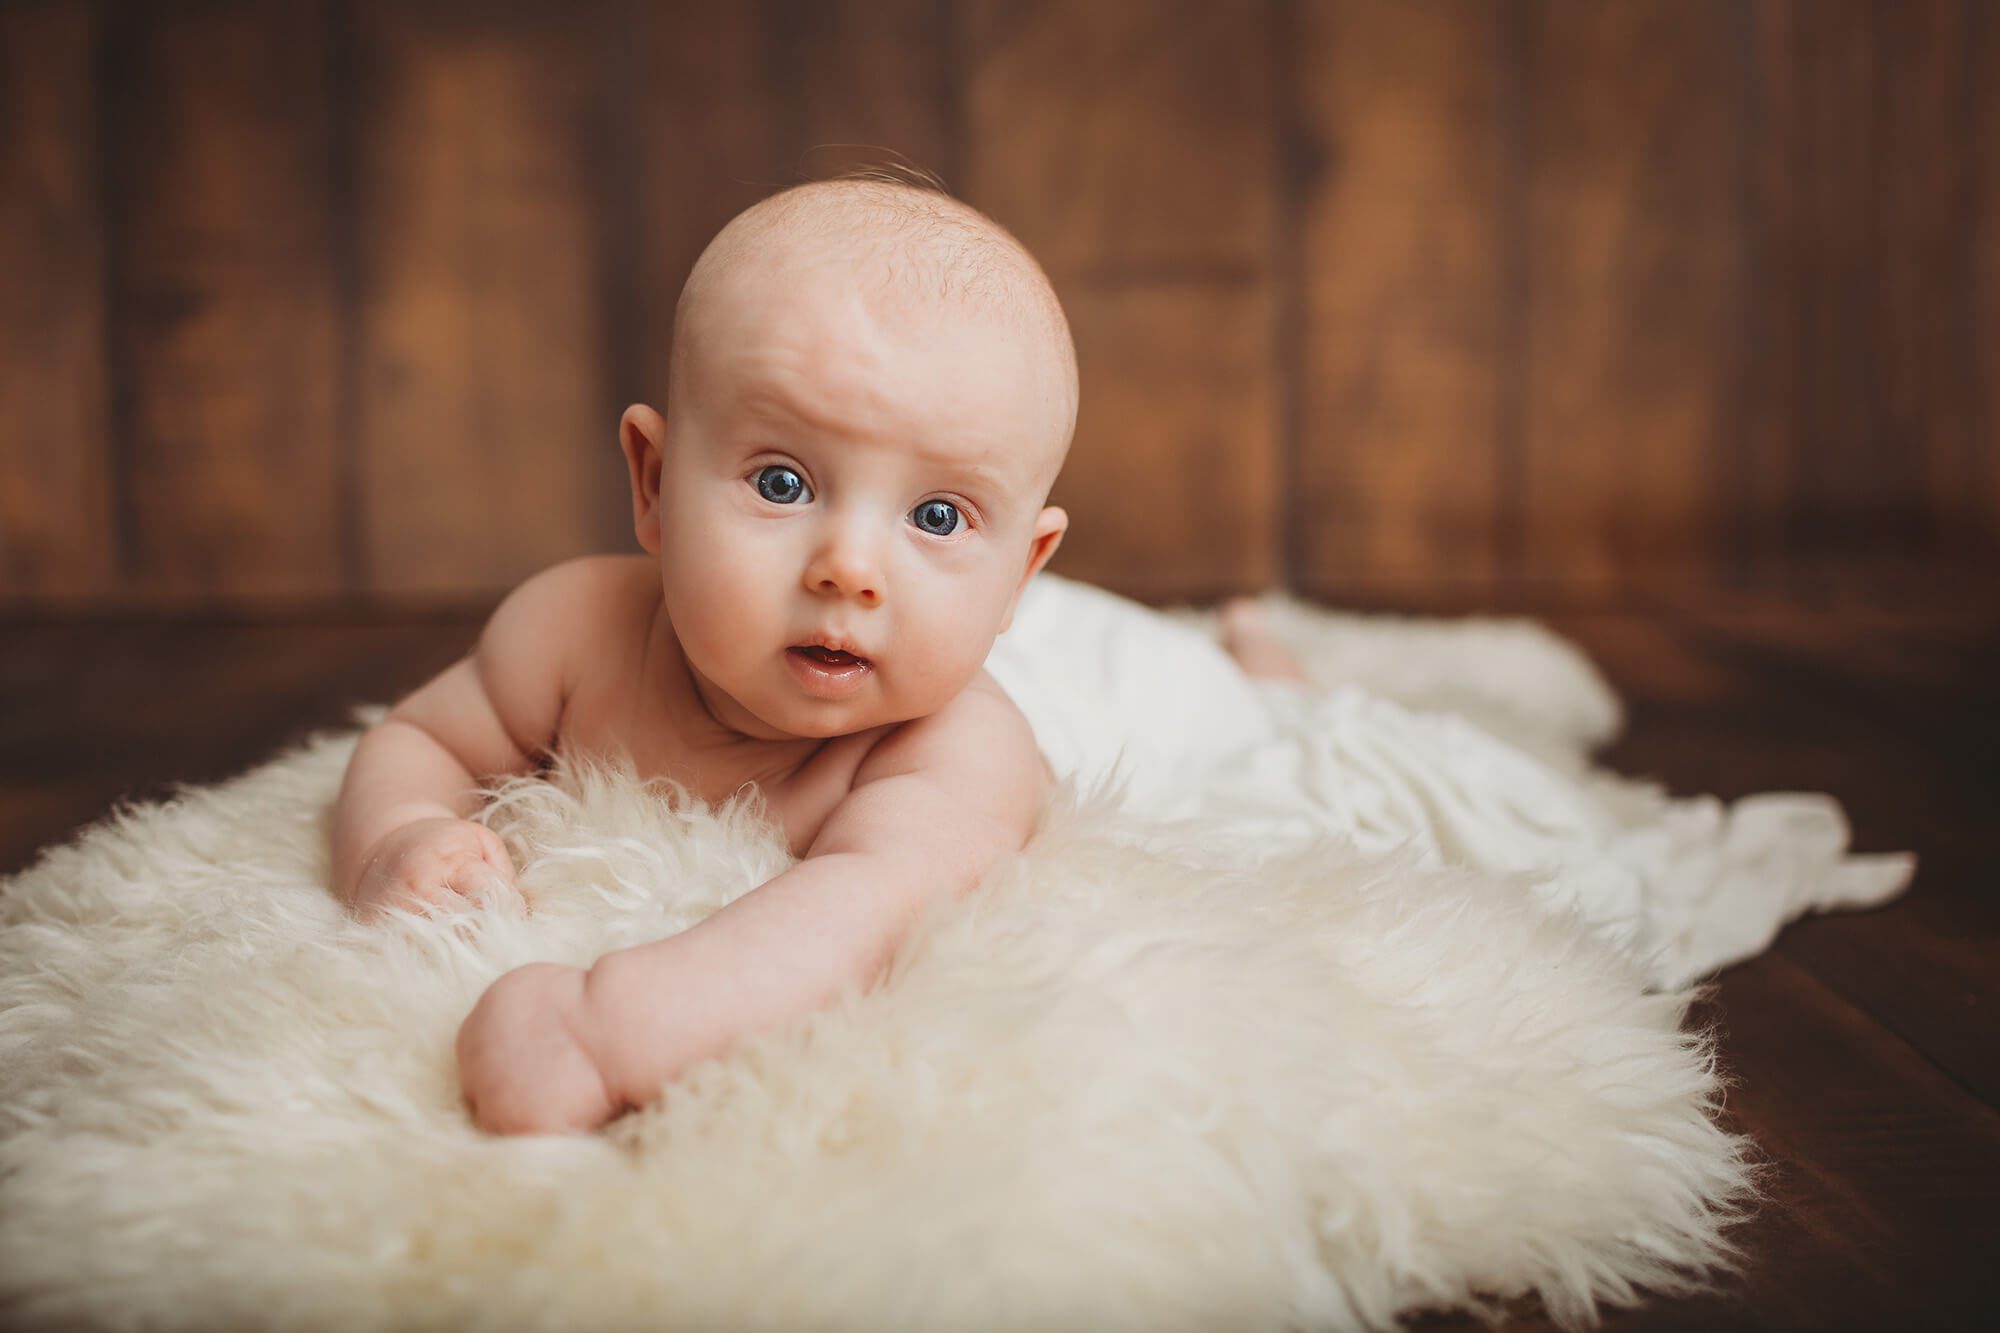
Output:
[735, 703, 857, 740]
[751, 696, 929, 741]
[742, 676, 978, 742]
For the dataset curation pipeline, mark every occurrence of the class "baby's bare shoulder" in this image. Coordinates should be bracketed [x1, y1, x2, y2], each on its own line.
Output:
[809, 674, 1046, 864]
[514, 552, 654, 614]
[384, 557, 653, 779]
[487, 555, 653, 654]
[854, 673, 1044, 807]
[476, 556, 654, 729]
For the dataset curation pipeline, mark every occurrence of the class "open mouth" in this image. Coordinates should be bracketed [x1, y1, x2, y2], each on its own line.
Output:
[785, 643, 873, 698]
[790, 645, 868, 668]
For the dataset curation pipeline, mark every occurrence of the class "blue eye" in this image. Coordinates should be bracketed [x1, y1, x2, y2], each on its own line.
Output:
[910, 499, 960, 536]
[754, 465, 809, 505]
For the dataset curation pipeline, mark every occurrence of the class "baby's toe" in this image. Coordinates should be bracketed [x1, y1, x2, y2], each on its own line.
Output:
[1218, 596, 1271, 640]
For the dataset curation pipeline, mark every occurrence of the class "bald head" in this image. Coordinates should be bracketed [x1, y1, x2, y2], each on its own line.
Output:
[667, 179, 1078, 487]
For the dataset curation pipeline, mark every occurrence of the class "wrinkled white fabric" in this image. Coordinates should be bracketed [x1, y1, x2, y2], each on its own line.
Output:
[985, 574, 1915, 990]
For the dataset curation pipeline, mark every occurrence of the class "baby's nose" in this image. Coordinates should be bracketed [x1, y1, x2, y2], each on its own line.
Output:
[804, 540, 883, 606]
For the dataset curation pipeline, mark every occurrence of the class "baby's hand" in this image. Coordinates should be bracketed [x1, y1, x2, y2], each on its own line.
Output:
[348, 817, 521, 922]
[456, 962, 623, 1135]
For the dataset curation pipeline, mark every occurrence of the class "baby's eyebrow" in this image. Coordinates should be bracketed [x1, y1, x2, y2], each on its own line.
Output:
[910, 447, 1009, 497]
[736, 387, 818, 431]
[736, 386, 1018, 498]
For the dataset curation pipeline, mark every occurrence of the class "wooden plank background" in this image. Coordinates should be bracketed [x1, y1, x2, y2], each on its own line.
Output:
[1, 0, 1995, 611]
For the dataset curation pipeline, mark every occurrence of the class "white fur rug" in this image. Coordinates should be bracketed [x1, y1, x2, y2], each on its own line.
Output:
[3, 605, 1887, 1332]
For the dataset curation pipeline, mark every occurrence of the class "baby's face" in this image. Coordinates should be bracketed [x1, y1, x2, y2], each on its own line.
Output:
[629, 268, 1068, 741]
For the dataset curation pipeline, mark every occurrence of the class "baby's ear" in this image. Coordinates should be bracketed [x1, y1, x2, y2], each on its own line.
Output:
[620, 404, 668, 554]
[1001, 506, 1067, 632]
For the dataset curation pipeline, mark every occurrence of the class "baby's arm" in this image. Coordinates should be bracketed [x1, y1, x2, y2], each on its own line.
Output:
[330, 558, 605, 917]
[455, 678, 1047, 1133]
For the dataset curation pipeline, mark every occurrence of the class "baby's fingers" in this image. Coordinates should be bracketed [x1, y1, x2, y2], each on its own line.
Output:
[451, 863, 528, 919]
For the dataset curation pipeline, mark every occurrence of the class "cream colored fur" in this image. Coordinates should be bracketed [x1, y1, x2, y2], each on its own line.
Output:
[0, 613, 1759, 1331]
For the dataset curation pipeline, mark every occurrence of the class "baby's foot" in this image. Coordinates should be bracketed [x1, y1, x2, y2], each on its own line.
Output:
[1219, 597, 1314, 686]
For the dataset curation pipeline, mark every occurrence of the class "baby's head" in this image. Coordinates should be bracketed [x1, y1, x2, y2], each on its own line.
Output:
[620, 177, 1077, 740]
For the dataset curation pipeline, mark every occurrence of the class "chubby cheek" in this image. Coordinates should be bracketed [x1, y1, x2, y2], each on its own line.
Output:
[660, 511, 785, 680]
[881, 561, 1014, 712]
[890, 647, 989, 719]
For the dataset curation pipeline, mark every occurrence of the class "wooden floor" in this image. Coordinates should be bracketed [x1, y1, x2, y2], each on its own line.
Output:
[1, 603, 1995, 1331]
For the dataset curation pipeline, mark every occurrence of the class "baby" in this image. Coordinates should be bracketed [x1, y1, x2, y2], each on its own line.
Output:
[331, 178, 1302, 1136]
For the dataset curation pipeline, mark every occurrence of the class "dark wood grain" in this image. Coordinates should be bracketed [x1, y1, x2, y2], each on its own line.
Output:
[102, 0, 345, 602]
[962, 0, 1276, 276]
[2, 0, 1997, 609]
[1974, 0, 2000, 558]
[1520, 0, 1742, 598]
[1868, 1, 1978, 575]
[1661, 612, 1999, 1109]
[1290, 0, 1507, 600]
[0, 0, 112, 604]
[1700, 956, 1999, 1326]
[1049, 281, 1280, 602]
[350, 0, 623, 597]
[1549, 607, 1998, 1112]
[628, 3, 782, 413]
[964, 0, 1281, 600]
[1745, 0, 1983, 600]
[780, 0, 953, 187]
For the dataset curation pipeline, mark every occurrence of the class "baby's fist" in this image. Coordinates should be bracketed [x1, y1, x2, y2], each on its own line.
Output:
[348, 817, 520, 922]
[456, 962, 622, 1135]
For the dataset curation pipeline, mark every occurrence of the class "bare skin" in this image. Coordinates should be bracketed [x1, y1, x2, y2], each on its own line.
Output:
[332, 181, 1080, 1134]
[1218, 598, 1314, 686]
[330, 180, 1308, 1136]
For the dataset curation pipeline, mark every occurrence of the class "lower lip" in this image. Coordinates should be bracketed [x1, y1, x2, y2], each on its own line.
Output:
[785, 647, 873, 698]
